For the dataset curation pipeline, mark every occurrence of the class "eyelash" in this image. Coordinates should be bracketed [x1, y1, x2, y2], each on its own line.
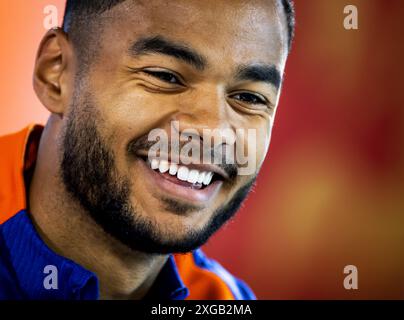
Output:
[141, 68, 269, 107]
[230, 92, 268, 106]
[142, 70, 183, 85]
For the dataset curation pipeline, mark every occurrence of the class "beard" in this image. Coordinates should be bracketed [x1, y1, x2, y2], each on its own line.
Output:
[60, 92, 256, 254]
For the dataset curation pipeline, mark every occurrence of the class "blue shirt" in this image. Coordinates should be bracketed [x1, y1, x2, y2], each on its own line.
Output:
[0, 210, 255, 300]
[0, 210, 190, 300]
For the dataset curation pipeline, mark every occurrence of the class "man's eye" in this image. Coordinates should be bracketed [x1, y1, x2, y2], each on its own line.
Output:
[143, 70, 182, 85]
[231, 92, 267, 105]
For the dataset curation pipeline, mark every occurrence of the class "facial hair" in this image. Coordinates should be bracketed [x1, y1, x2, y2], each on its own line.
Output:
[60, 92, 256, 254]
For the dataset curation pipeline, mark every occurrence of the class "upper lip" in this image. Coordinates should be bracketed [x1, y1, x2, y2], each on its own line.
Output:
[135, 151, 230, 181]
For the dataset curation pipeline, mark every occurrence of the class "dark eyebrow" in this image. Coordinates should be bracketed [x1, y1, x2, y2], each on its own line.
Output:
[235, 64, 282, 90]
[128, 36, 207, 71]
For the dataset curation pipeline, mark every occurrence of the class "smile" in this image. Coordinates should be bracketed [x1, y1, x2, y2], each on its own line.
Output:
[149, 159, 215, 188]
[136, 154, 226, 204]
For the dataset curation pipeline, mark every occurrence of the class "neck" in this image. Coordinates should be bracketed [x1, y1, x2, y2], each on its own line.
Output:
[28, 117, 167, 300]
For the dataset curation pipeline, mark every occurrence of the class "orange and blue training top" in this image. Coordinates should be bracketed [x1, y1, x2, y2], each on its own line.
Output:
[0, 125, 255, 300]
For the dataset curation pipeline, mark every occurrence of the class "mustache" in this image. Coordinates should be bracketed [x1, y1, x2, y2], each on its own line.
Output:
[127, 134, 239, 180]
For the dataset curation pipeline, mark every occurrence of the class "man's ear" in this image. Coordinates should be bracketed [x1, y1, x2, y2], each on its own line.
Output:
[33, 28, 73, 117]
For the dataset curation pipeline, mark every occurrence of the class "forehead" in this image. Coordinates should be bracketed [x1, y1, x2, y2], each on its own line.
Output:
[97, 0, 287, 70]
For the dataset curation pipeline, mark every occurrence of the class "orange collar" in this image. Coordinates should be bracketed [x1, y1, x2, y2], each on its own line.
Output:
[0, 124, 43, 224]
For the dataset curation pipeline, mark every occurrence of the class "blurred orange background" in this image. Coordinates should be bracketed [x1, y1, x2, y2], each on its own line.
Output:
[1, 1, 403, 299]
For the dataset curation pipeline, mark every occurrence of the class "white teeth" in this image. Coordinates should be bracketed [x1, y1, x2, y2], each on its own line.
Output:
[203, 172, 213, 185]
[159, 160, 169, 173]
[177, 166, 189, 181]
[168, 163, 178, 175]
[187, 170, 199, 184]
[197, 171, 206, 184]
[148, 159, 215, 186]
[151, 159, 159, 170]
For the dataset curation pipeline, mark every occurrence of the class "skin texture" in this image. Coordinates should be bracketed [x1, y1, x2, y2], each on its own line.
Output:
[29, 0, 288, 299]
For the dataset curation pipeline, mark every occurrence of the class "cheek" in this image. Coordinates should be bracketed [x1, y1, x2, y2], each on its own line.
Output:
[258, 114, 274, 156]
[237, 119, 272, 174]
[94, 89, 179, 154]
[261, 122, 273, 158]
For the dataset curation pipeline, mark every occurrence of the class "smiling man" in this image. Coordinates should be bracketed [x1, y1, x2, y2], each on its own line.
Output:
[0, 0, 294, 300]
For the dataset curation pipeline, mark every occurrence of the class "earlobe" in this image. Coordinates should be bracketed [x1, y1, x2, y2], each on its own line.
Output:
[33, 28, 72, 116]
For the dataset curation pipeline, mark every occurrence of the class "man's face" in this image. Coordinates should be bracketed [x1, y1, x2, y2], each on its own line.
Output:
[60, 0, 288, 253]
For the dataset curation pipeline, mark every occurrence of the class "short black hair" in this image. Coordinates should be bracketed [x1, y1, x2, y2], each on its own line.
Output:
[62, 0, 295, 52]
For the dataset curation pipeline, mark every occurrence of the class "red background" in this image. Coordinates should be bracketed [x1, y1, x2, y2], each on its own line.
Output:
[1, 1, 403, 299]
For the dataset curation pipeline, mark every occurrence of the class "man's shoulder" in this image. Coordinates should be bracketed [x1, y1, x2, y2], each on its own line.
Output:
[0, 125, 40, 154]
[0, 125, 43, 225]
[0, 222, 25, 300]
[174, 249, 256, 300]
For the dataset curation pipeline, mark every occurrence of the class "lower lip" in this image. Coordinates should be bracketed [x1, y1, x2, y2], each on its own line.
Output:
[137, 158, 223, 203]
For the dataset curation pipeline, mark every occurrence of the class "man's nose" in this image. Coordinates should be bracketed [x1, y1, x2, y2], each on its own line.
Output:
[171, 86, 235, 144]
